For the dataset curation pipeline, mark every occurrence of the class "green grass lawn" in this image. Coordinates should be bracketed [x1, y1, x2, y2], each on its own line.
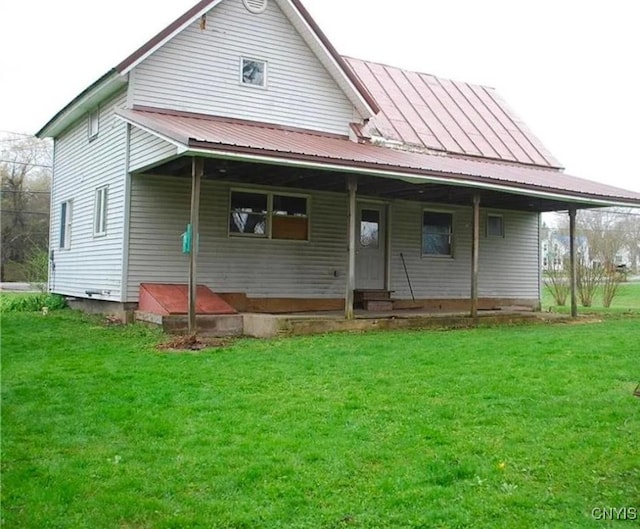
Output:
[2, 310, 639, 528]
[543, 280, 640, 313]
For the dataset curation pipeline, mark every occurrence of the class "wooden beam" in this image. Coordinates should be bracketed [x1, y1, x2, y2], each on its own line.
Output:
[569, 207, 578, 318]
[345, 175, 358, 320]
[471, 194, 481, 318]
[188, 157, 204, 335]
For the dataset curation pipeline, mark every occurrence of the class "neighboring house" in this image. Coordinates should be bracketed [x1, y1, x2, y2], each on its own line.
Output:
[37, 0, 640, 317]
[541, 234, 589, 272]
[614, 248, 640, 272]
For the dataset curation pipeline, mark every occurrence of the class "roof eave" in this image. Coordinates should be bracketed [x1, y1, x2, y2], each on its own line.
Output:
[36, 70, 127, 138]
[115, 0, 224, 74]
[181, 141, 640, 209]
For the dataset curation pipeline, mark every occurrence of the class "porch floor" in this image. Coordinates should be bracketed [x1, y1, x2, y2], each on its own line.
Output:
[137, 306, 571, 338]
[242, 307, 570, 338]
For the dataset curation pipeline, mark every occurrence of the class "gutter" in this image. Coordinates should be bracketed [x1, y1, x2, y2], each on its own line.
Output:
[36, 70, 126, 138]
[183, 143, 640, 209]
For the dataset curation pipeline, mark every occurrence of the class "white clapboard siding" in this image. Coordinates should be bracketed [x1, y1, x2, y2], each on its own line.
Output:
[389, 201, 540, 300]
[129, 127, 178, 173]
[126, 174, 541, 303]
[126, 176, 349, 302]
[49, 90, 128, 300]
[129, 0, 359, 135]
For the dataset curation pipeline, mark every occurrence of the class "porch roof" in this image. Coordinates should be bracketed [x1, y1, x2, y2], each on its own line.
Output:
[116, 107, 640, 209]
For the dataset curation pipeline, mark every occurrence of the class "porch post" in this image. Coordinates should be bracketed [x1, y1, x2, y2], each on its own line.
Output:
[569, 206, 578, 318]
[345, 175, 358, 320]
[471, 194, 481, 318]
[188, 157, 204, 335]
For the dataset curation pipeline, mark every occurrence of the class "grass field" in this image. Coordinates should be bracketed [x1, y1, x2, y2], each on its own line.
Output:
[542, 280, 640, 313]
[2, 309, 639, 528]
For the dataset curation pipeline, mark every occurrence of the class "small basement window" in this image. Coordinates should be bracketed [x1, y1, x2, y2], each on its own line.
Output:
[487, 214, 504, 237]
[240, 57, 267, 87]
[422, 210, 453, 257]
[229, 190, 309, 240]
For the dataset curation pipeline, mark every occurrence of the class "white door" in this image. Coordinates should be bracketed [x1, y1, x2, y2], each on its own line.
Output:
[356, 203, 386, 290]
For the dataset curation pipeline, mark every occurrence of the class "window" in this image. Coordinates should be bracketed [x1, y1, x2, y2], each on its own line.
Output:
[88, 109, 99, 139]
[272, 194, 308, 240]
[422, 211, 453, 257]
[240, 57, 267, 87]
[60, 200, 72, 249]
[229, 190, 308, 240]
[360, 209, 380, 248]
[94, 186, 108, 236]
[486, 214, 504, 237]
[229, 191, 267, 235]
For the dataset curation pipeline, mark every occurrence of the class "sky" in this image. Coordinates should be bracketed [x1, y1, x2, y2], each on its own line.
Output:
[1, 0, 638, 193]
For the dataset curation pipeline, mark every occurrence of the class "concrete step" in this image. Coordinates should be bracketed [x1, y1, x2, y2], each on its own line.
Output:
[135, 311, 243, 337]
[363, 300, 394, 311]
[355, 289, 393, 301]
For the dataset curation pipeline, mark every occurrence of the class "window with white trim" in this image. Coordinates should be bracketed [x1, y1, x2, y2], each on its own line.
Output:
[422, 210, 453, 257]
[60, 200, 72, 249]
[88, 109, 99, 140]
[240, 57, 267, 87]
[94, 186, 108, 236]
[486, 214, 504, 237]
[229, 190, 309, 240]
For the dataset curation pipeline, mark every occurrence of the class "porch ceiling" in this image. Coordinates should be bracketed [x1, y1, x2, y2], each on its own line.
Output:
[145, 155, 582, 212]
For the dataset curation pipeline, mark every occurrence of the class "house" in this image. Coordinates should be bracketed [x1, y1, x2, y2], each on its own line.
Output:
[540, 232, 589, 272]
[37, 0, 640, 329]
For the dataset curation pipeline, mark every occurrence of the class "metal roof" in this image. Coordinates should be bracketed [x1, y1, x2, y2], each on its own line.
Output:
[116, 108, 640, 207]
[344, 57, 562, 169]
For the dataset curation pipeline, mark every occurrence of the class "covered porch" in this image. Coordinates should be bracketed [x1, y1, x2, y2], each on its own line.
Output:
[117, 108, 640, 335]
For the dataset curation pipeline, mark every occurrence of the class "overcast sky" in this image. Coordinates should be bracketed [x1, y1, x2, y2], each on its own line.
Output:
[1, 0, 638, 192]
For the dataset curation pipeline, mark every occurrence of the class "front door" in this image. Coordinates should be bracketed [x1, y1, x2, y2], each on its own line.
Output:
[356, 203, 386, 290]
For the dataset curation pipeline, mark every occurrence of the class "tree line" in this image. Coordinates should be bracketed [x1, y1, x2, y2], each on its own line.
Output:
[1, 134, 52, 282]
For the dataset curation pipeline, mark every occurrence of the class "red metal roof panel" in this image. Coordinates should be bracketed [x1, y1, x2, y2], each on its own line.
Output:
[344, 57, 563, 169]
[116, 108, 640, 206]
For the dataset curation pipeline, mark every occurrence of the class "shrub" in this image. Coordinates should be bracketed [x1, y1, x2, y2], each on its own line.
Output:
[0, 293, 67, 313]
[543, 263, 570, 306]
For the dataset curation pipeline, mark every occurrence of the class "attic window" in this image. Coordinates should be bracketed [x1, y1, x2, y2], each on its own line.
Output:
[242, 0, 268, 14]
[88, 109, 99, 140]
[240, 58, 267, 87]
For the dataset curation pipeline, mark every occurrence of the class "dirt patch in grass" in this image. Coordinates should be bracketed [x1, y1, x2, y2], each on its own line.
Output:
[156, 334, 233, 352]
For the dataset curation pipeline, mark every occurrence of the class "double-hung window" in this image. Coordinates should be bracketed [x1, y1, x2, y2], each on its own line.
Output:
[229, 190, 309, 240]
[94, 186, 108, 236]
[60, 200, 72, 249]
[422, 210, 453, 257]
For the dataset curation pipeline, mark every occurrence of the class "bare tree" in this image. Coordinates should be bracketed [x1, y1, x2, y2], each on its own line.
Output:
[0, 134, 52, 281]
